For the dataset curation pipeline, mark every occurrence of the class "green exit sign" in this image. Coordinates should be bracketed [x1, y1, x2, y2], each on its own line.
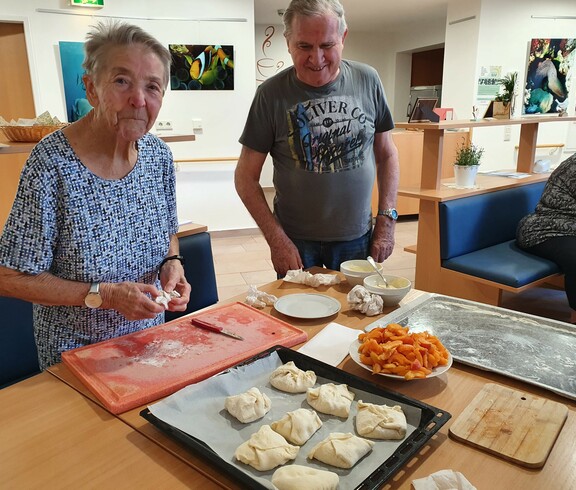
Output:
[70, 0, 104, 7]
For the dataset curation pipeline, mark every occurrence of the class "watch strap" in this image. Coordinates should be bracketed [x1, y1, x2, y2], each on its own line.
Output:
[377, 208, 398, 220]
[158, 255, 185, 277]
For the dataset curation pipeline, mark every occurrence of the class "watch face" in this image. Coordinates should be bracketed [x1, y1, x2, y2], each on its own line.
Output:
[85, 292, 103, 309]
[390, 208, 399, 220]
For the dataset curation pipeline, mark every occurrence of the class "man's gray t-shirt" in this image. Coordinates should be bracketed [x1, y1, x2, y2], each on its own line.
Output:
[239, 60, 394, 241]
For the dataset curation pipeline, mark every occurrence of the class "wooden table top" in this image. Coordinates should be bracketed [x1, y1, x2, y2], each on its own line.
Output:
[0, 372, 222, 489]
[45, 270, 576, 490]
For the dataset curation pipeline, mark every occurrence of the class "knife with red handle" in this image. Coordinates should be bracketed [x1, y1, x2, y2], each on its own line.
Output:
[190, 318, 244, 340]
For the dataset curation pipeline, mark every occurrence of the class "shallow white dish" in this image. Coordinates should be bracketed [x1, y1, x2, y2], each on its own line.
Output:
[274, 293, 341, 319]
[348, 339, 452, 380]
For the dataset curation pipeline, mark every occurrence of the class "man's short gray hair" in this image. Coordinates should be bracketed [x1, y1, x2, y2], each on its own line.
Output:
[283, 0, 347, 39]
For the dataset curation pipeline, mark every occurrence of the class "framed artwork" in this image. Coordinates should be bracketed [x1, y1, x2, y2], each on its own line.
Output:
[59, 41, 92, 122]
[524, 38, 575, 115]
[169, 44, 234, 90]
[408, 98, 439, 122]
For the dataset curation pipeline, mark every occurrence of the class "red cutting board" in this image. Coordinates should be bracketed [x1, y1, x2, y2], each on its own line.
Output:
[449, 383, 568, 468]
[62, 302, 307, 414]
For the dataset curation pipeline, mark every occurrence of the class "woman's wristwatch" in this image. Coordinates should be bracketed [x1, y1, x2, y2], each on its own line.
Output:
[84, 282, 103, 309]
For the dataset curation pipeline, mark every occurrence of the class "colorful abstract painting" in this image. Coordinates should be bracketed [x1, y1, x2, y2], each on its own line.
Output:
[169, 44, 234, 90]
[523, 38, 576, 115]
[59, 41, 92, 122]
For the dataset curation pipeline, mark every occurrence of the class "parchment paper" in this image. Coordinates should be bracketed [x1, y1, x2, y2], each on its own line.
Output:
[148, 351, 422, 490]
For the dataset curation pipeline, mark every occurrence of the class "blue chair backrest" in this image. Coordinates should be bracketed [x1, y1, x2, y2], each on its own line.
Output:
[439, 182, 546, 260]
[0, 296, 40, 388]
[164, 231, 219, 322]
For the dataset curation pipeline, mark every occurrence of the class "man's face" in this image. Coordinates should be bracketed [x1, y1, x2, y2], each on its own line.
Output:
[286, 13, 347, 87]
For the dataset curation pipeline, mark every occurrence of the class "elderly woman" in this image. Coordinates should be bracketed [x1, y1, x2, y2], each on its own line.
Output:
[0, 21, 190, 369]
[516, 153, 576, 323]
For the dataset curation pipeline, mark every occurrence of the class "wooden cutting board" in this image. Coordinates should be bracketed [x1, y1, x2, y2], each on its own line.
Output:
[62, 302, 307, 414]
[449, 383, 568, 468]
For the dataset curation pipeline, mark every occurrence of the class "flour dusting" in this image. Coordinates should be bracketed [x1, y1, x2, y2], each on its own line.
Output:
[134, 339, 190, 367]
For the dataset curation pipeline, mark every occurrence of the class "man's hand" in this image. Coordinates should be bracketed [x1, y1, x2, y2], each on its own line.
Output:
[370, 217, 395, 262]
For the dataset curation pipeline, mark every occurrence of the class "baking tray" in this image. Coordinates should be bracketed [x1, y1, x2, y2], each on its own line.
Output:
[365, 293, 576, 401]
[141, 346, 451, 490]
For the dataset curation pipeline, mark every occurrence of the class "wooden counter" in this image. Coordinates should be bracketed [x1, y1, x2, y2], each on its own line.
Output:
[373, 129, 468, 216]
[44, 272, 576, 490]
[395, 115, 576, 190]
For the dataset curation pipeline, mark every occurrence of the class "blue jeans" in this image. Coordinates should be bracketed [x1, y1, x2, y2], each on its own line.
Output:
[289, 230, 372, 272]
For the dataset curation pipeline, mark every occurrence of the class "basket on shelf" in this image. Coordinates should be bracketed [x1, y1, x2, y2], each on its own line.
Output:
[0, 124, 67, 143]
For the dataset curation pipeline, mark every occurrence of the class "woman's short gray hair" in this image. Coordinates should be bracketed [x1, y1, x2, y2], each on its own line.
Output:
[283, 0, 347, 39]
[83, 21, 171, 88]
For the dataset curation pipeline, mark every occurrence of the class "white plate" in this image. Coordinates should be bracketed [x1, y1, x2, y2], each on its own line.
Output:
[274, 293, 341, 319]
[348, 339, 452, 380]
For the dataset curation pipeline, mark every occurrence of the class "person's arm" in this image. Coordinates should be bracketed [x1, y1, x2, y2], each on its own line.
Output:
[234, 145, 303, 275]
[0, 265, 164, 320]
[370, 130, 400, 262]
[158, 233, 191, 312]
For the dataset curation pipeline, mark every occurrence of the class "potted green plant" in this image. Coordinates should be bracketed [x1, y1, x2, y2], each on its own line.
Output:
[493, 71, 518, 118]
[453, 140, 484, 188]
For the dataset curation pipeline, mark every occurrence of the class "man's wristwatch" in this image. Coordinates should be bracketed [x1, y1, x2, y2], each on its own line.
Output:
[84, 282, 103, 309]
[377, 208, 399, 220]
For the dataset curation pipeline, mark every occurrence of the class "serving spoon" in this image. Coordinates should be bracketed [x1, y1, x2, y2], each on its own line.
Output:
[366, 256, 388, 288]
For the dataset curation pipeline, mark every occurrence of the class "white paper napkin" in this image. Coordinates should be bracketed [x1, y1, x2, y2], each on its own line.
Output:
[298, 322, 360, 366]
[412, 469, 477, 490]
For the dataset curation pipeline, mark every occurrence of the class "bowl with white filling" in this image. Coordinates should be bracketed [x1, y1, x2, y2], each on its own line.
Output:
[340, 259, 382, 287]
[363, 274, 412, 306]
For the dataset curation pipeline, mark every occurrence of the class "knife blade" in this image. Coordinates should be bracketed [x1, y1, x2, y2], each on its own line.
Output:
[190, 318, 244, 340]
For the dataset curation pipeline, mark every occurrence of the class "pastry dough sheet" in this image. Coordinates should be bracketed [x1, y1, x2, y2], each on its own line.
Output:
[148, 351, 421, 490]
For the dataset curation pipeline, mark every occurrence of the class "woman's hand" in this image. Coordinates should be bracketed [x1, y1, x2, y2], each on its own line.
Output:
[158, 260, 191, 312]
[100, 282, 165, 320]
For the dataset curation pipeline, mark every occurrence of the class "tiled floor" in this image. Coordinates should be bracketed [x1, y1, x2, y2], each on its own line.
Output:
[210, 218, 573, 324]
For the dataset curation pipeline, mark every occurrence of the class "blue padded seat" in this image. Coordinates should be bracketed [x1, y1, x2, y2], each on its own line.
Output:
[439, 181, 560, 287]
[442, 240, 559, 287]
[164, 231, 218, 322]
[0, 296, 40, 388]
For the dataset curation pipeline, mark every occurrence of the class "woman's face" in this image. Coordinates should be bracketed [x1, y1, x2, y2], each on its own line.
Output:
[85, 44, 166, 141]
[286, 13, 347, 88]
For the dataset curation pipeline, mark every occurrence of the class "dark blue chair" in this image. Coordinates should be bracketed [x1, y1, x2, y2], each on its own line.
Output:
[164, 231, 219, 322]
[0, 296, 40, 389]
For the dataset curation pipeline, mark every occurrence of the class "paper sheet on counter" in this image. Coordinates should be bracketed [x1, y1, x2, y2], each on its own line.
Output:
[297, 322, 359, 366]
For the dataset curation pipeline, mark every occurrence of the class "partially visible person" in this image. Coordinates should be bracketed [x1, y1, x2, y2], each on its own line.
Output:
[516, 153, 576, 323]
[234, 0, 400, 277]
[0, 21, 190, 369]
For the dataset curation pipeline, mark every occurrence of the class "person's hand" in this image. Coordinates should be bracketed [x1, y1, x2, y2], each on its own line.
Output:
[269, 233, 303, 277]
[370, 217, 395, 262]
[158, 260, 191, 312]
[100, 282, 165, 320]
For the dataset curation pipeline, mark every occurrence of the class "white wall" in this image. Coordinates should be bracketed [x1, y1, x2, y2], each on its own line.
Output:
[442, 0, 576, 170]
[0, 0, 259, 231]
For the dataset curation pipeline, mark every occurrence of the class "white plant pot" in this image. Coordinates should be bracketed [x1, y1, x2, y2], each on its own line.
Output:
[453, 165, 479, 188]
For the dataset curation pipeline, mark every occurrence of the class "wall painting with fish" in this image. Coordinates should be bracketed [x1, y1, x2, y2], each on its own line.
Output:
[524, 38, 575, 115]
[169, 44, 234, 90]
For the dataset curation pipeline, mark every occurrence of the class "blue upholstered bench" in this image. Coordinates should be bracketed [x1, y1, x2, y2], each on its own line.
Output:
[439, 182, 561, 289]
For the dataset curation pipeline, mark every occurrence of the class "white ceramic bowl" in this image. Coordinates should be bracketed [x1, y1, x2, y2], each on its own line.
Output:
[340, 259, 382, 287]
[363, 274, 412, 306]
